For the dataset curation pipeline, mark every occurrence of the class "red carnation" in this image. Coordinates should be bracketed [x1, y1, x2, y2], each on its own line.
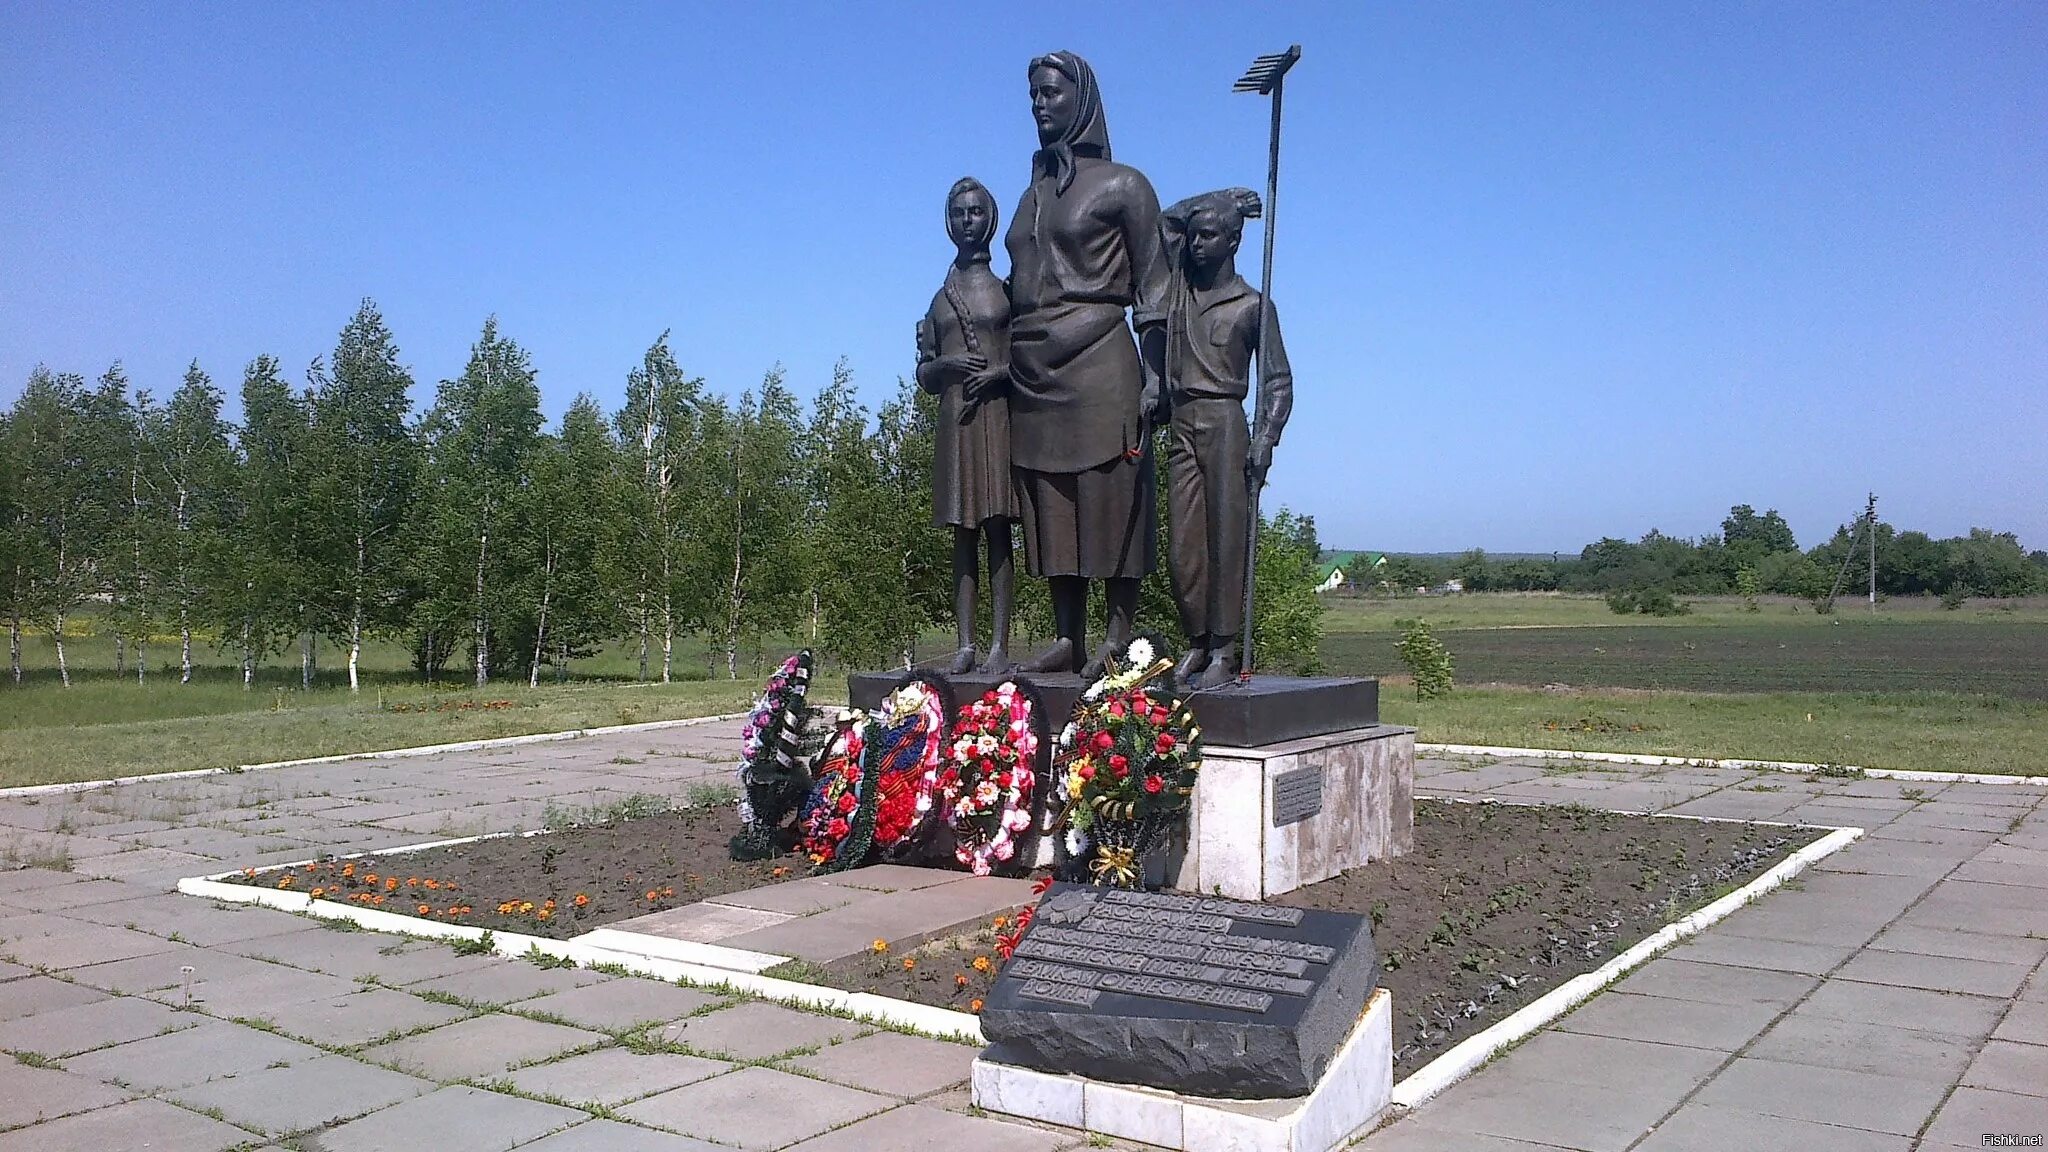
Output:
[827, 818, 850, 838]
[983, 691, 998, 704]
[1143, 775, 1165, 794]
[837, 793, 857, 814]
[1156, 732, 1177, 751]
[1152, 707, 1171, 725]
[1133, 691, 1151, 710]
[1109, 700, 1127, 719]
[1108, 754, 1128, 773]
[1078, 764, 1095, 780]
[1093, 731, 1114, 751]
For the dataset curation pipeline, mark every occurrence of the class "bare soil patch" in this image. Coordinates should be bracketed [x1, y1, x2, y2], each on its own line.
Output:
[817, 800, 1821, 1076]
[222, 806, 799, 939]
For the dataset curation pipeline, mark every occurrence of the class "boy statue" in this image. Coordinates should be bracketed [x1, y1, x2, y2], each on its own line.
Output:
[1159, 188, 1293, 688]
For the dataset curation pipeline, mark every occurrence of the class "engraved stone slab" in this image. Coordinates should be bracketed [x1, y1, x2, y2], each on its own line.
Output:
[1272, 764, 1323, 826]
[979, 883, 1380, 1099]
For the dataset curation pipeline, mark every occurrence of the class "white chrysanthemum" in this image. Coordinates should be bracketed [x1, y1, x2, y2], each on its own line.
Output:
[1126, 638, 1155, 668]
[1066, 827, 1090, 856]
[1083, 681, 1104, 701]
[1059, 721, 1078, 747]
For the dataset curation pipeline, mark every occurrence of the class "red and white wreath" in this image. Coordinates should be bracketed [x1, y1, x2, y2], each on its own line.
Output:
[940, 681, 1040, 876]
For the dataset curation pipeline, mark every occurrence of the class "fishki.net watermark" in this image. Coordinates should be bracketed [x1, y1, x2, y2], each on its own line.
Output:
[1981, 1136, 2044, 1148]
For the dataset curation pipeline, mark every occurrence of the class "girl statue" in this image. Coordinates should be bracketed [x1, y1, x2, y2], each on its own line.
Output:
[1004, 50, 1170, 677]
[915, 177, 1018, 674]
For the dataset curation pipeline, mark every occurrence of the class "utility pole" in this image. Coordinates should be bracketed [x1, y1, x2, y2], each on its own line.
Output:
[1866, 492, 1878, 610]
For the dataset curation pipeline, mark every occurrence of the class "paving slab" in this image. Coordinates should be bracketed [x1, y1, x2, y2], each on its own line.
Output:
[0, 993, 199, 1058]
[513, 1118, 731, 1151]
[702, 876, 866, 916]
[1553, 991, 1782, 1052]
[782, 1029, 979, 1098]
[606, 901, 794, 944]
[167, 1052, 433, 1136]
[1744, 1012, 1977, 1081]
[0, 1060, 131, 1129]
[315, 1084, 588, 1152]
[245, 987, 470, 1047]
[1866, 922, 2048, 967]
[785, 1100, 1069, 1152]
[1962, 1037, 2048, 1098]
[506, 1047, 733, 1106]
[1834, 946, 2036, 997]
[721, 876, 1034, 963]
[62, 1019, 321, 1090]
[1609, 958, 1817, 1008]
[359, 1012, 604, 1080]
[1660, 931, 1855, 976]
[0, 918, 181, 970]
[619, 1065, 895, 1151]
[1994, 999, 2048, 1046]
[0, 974, 109, 1021]
[514, 974, 723, 1031]
[657, 999, 865, 1061]
[160, 958, 359, 1017]
[1689, 1054, 1950, 1135]
[1920, 1085, 2048, 1148]
[1795, 977, 2009, 1039]
[57, 894, 305, 945]
[1635, 1101, 1912, 1152]
[1485, 1030, 1729, 1099]
[0, 1097, 256, 1152]
[1417, 1067, 1682, 1152]
[403, 959, 609, 1005]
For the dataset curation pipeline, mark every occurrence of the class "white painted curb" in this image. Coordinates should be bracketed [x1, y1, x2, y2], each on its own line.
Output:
[1384, 823, 1863, 1112]
[1418, 742, 2048, 787]
[0, 711, 745, 799]
[177, 872, 985, 1044]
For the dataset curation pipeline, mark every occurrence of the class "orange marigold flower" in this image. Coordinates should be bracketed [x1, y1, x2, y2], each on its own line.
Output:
[276, 876, 294, 888]
[406, 877, 420, 888]
[518, 901, 535, 914]
[771, 866, 790, 878]
[310, 887, 326, 898]
[536, 909, 552, 921]
[991, 916, 1009, 931]
[870, 939, 889, 954]
[417, 904, 432, 916]
[969, 998, 984, 1013]
[242, 868, 256, 878]
[341, 863, 356, 877]
[573, 894, 590, 907]
[304, 863, 317, 872]
[955, 974, 970, 988]
[385, 878, 399, 891]
[645, 890, 660, 902]
[371, 895, 385, 906]
[424, 879, 440, 890]
[902, 958, 916, 971]
[972, 955, 993, 973]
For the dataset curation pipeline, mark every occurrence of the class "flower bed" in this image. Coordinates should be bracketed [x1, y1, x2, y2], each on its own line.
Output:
[219, 806, 798, 939]
[816, 800, 1824, 1075]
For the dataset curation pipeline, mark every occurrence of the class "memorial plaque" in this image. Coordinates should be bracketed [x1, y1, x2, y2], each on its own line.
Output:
[980, 883, 1381, 1099]
[1271, 764, 1324, 826]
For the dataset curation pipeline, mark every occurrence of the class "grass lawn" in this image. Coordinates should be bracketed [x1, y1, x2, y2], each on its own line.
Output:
[1381, 685, 2047, 776]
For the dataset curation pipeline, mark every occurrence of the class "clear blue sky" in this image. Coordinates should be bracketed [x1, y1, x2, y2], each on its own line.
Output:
[4, 2, 2043, 553]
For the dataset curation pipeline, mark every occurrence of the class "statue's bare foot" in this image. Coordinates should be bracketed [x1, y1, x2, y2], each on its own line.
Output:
[1191, 642, 1241, 690]
[1079, 640, 1121, 682]
[1019, 638, 1077, 674]
[946, 646, 978, 675]
[977, 646, 1014, 676]
[1173, 646, 1210, 686]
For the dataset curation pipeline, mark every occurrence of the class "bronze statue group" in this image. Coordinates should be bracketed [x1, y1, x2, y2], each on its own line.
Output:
[917, 50, 1292, 692]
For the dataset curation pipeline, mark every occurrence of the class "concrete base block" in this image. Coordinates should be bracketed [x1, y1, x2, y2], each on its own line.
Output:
[1167, 726, 1415, 900]
[972, 988, 1394, 1152]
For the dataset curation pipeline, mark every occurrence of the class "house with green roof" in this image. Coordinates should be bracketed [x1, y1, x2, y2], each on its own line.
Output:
[1316, 551, 1385, 592]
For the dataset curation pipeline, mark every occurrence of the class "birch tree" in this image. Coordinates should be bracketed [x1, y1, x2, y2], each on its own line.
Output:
[0, 402, 26, 683]
[153, 361, 234, 683]
[514, 396, 621, 686]
[309, 300, 418, 692]
[231, 356, 310, 688]
[706, 368, 806, 679]
[8, 368, 100, 686]
[414, 317, 542, 687]
[612, 334, 708, 683]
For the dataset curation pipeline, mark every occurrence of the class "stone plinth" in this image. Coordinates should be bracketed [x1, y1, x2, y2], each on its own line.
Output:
[973, 987, 1394, 1152]
[1166, 725, 1414, 901]
[980, 885, 1380, 1099]
[846, 671, 1379, 749]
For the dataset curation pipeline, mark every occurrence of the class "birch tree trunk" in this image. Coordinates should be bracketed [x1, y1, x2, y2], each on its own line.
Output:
[54, 611, 70, 688]
[301, 627, 314, 690]
[637, 599, 649, 681]
[180, 603, 192, 684]
[348, 609, 362, 694]
[9, 615, 21, 684]
[241, 619, 254, 689]
[473, 522, 490, 689]
[115, 634, 126, 676]
[528, 551, 554, 690]
[177, 485, 192, 683]
[724, 418, 744, 681]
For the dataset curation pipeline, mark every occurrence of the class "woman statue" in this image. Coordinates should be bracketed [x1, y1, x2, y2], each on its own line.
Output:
[1004, 50, 1170, 676]
[915, 177, 1018, 674]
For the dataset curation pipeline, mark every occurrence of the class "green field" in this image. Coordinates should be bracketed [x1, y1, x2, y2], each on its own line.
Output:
[1330, 592, 2047, 775]
[2, 592, 2044, 787]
